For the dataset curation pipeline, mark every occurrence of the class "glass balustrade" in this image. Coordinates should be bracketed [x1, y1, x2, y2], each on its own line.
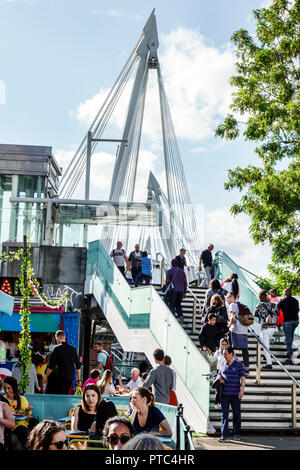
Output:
[87, 240, 211, 420]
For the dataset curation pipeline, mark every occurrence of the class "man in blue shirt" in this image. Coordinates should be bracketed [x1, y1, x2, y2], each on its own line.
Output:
[95, 341, 108, 377]
[218, 347, 245, 442]
[134, 251, 152, 287]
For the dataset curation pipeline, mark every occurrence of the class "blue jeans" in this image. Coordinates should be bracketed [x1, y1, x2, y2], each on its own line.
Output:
[134, 272, 151, 287]
[283, 320, 299, 358]
[221, 394, 241, 438]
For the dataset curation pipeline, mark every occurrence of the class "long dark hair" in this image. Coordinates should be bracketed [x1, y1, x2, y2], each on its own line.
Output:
[209, 278, 221, 291]
[82, 384, 101, 412]
[135, 387, 155, 407]
[4, 376, 21, 409]
[224, 273, 239, 297]
[26, 420, 65, 450]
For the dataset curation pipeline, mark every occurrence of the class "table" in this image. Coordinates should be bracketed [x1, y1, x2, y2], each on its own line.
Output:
[13, 415, 30, 421]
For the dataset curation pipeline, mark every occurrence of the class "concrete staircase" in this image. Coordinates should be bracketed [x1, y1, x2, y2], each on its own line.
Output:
[154, 284, 300, 432]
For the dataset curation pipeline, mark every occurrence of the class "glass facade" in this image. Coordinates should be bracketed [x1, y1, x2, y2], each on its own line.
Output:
[0, 174, 45, 246]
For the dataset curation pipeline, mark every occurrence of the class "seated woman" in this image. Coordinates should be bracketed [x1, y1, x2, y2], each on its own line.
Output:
[0, 397, 15, 450]
[82, 369, 101, 391]
[130, 387, 172, 437]
[71, 384, 101, 432]
[26, 420, 68, 450]
[4, 376, 33, 448]
[102, 416, 134, 450]
[89, 389, 118, 437]
[97, 370, 116, 396]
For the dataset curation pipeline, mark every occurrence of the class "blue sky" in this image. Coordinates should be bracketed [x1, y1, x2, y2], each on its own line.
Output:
[0, 0, 273, 275]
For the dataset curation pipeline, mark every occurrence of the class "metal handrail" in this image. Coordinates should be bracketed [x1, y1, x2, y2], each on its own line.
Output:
[249, 326, 300, 427]
[186, 286, 203, 334]
[249, 326, 300, 388]
[214, 250, 260, 297]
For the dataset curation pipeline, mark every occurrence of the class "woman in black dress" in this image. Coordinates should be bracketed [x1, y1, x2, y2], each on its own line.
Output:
[71, 384, 101, 432]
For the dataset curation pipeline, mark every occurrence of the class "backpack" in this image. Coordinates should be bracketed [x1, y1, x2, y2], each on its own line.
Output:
[265, 306, 277, 326]
[103, 351, 114, 371]
[112, 249, 125, 257]
[237, 302, 254, 326]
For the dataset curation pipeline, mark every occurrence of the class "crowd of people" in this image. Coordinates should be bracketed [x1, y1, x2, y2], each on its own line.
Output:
[198, 270, 299, 442]
[0, 334, 177, 450]
[0, 241, 299, 450]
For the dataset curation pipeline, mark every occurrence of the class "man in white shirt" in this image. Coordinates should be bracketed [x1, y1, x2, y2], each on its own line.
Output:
[110, 241, 128, 277]
[118, 368, 142, 391]
[226, 293, 249, 376]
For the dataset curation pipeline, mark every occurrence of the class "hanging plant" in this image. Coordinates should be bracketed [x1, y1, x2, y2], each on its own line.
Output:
[0, 239, 69, 393]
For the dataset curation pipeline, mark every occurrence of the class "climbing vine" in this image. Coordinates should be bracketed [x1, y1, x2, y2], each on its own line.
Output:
[0, 239, 68, 393]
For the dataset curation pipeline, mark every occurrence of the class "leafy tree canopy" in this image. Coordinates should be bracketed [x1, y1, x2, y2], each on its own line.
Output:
[216, 0, 300, 294]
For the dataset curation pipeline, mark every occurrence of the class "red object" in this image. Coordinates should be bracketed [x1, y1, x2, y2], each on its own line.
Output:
[13, 305, 65, 313]
[1, 279, 12, 295]
[168, 391, 178, 407]
[277, 309, 284, 327]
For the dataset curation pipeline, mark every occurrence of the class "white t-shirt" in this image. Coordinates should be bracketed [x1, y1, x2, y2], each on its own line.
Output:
[228, 302, 248, 335]
[127, 376, 143, 390]
[110, 249, 127, 267]
[222, 281, 240, 297]
[104, 382, 117, 395]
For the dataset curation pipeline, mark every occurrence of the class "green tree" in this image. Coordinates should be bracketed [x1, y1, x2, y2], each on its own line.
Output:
[216, 0, 300, 294]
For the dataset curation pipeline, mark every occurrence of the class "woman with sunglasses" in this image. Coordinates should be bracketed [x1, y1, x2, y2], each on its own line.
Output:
[130, 387, 172, 437]
[26, 420, 68, 450]
[102, 416, 134, 450]
[71, 384, 101, 432]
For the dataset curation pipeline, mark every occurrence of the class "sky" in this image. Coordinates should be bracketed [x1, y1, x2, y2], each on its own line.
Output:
[0, 0, 273, 276]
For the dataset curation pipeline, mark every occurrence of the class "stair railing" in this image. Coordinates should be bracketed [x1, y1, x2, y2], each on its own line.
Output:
[186, 286, 202, 333]
[249, 326, 300, 428]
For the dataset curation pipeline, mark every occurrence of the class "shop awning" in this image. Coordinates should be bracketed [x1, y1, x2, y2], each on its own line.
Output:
[0, 290, 14, 317]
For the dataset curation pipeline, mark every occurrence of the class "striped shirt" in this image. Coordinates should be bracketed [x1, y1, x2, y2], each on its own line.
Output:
[220, 359, 245, 395]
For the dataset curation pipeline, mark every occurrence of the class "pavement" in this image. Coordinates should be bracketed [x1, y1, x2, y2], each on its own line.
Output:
[193, 435, 300, 450]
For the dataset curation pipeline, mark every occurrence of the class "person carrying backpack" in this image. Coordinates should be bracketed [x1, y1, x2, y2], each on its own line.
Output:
[110, 241, 128, 277]
[254, 290, 278, 369]
[226, 292, 250, 376]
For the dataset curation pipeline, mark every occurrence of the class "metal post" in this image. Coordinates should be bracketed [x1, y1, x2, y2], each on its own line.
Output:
[184, 424, 191, 451]
[161, 258, 165, 288]
[44, 201, 53, 245]
[192, 299, 197, 334]
[85, 131, 92, 201]
[255, 340, 261, 385]
[176, 404, 183, 450]
[292, 382, 297, 428]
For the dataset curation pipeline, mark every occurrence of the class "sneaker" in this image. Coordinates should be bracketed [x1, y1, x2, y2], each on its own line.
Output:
[262, 364, 273, 370]
[218, 437, 230, 442]
[233, 435, 241, 440]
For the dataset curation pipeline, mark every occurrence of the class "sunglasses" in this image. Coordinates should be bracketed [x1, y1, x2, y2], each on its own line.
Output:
[107, 434, 131, 445]
[50, 439, 68, 449]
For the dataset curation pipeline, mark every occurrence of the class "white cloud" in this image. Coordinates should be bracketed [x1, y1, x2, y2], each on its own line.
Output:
[201, 206, 272, 277]
[90, 9, 143, 21]
[159, 28, 235, 142]
[69, 26, 236, 153]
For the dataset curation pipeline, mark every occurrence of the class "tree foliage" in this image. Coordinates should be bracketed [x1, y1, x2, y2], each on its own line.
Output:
[216, 0, 300, 293]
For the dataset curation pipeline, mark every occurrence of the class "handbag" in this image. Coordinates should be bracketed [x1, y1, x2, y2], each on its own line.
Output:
[162, 268, 179, 296]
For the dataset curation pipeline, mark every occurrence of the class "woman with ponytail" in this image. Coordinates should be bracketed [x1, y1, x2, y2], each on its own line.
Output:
[222, 273, 240, 299]
[130, 387, 172, 437]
